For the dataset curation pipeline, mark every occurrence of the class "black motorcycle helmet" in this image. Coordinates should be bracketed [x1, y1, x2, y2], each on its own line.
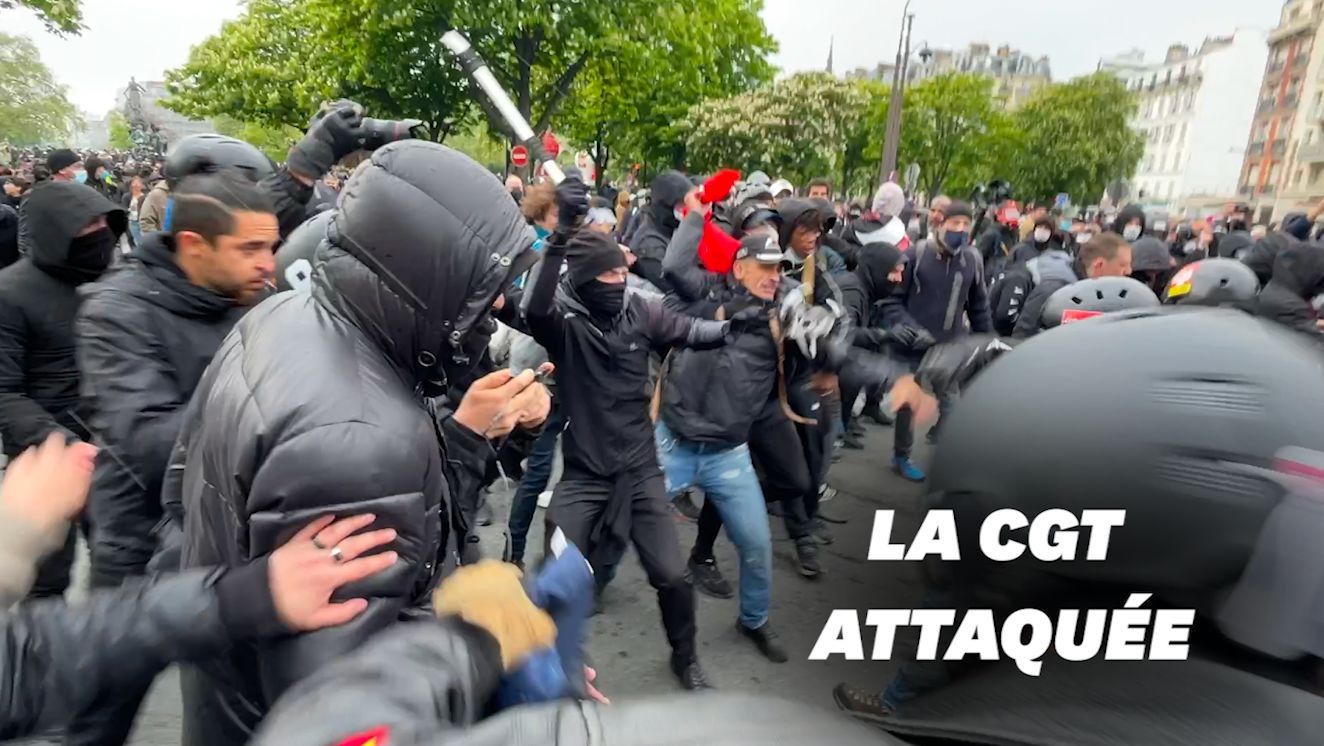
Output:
[930, 308, 1324, 594]
[1040, 276, 1160, 329]
[165, 134, 275, 188]
[1164, 258, 1260, 306]
[274, 210, 335, 292]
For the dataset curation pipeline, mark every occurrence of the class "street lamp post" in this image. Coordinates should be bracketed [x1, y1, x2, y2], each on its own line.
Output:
[879, 1, 915, 186]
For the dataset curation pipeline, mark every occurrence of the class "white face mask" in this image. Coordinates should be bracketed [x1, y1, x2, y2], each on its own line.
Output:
[1122, 224, 1142, 241]
[1033, 228, 1052, 243]
[1075, 233, 1092, 245]
[673, 207, 686, 223]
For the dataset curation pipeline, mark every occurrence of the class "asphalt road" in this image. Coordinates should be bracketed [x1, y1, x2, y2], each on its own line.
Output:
[23, 416, 932, 745]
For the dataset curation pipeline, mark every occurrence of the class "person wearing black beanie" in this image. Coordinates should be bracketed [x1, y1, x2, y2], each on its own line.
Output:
[525, 175, 737, 692]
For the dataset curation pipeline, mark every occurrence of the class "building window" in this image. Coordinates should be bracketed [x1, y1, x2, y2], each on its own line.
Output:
[1297, 169, 1306, 186]
[1164, 124, 1175, 143]
[1179, 122, 1187, 144]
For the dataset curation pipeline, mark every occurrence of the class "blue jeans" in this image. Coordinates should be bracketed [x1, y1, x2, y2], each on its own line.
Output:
[655, 421, 772, 629]
[129, 220, 142, 246]
[508, 402, 565, 562]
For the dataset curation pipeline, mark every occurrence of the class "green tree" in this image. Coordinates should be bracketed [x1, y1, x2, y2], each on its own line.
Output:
[1, 0, 83, 35]
[682, 72, 870, 186]
[0, 33, 81, 146]
[557, 0, 775, 183]
[1009, 72, 1144, 205]
[107, 111, 133, 150]
[212, 115, 302, 164]
[840, 79, 889, 199]
[897, 73, 1014, 200]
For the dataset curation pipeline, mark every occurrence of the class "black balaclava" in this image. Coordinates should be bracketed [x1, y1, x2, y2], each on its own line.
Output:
[855, 242, 905, 304]
[64, 227, 116, 282]
[567, 230, 628, 322]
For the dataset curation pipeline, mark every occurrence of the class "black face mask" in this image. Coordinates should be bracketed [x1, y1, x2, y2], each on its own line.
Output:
[578, 279, 625, 320]
[1228, 219, 1248, 233]
[65, 227, 116, 280]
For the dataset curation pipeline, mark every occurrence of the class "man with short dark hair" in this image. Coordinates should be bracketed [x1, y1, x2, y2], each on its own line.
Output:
[807, 178, 833, 200]
[1012, 233, 1132, 339]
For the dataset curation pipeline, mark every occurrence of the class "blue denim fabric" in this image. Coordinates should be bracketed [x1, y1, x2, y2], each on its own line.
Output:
[508, 403, 565, 561]
[655, 421, 772, 628]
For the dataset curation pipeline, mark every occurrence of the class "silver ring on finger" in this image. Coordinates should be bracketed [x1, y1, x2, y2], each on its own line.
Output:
[330, 546, 344, 563]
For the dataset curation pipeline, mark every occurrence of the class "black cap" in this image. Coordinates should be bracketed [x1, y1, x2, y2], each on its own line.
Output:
[566, 230, 628, 286]
[945, 201, 973, 221]
[735, 234, 783, 264]
[48, 148, 80, 173]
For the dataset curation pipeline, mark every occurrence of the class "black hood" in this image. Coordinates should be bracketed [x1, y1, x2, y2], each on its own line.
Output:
[1112, 204, 1147, 235]
[1269, 242, 1324, 299]
[317, 141, 536, 393]
[778, 198, 820, 251]
[19, 181, 126, 280]
[855, 242, 904, 303]
[647, 171, 692, 233]
[1242, 232, 1297, 285]
[1216, 230, 1254, 259]
[117, 232, 239, 318]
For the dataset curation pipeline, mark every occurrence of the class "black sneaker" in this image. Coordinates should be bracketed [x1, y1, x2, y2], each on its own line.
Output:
[811, 517, 834, 545]
[861, 403, 893, 426]
[686, 557, 734, 599]
[672, 490, 702, 521]
[832, 683, 894, 722]
[795, 537, 822, 578]
[672, 659, 716, 691]
[849, 421, 867, 437]
[841, 431, 865, 450]
[738, 621, 789, 663]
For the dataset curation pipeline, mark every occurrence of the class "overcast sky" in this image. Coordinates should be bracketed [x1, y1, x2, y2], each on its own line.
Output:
[3, 0, 1283, 116]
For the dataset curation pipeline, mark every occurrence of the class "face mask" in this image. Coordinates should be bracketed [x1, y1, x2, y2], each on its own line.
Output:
[673, 207, 686, 224]
[1153, 221, 1168, 233]
[66, 227, 116, 278]
[1033, 228, 1052, 244]
[1059, 220, 1072, 231]
[73, 169, 88, 184]
[943, 230, 969, 249]
[1122, 224, 1142, 241]
[578, 279, 625, 320]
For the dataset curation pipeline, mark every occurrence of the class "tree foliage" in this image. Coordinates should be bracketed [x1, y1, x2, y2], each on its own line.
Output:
[212, 116, 302, 164]
[682, 72, 870, 187]
[896, 73, 1018, 200]
[1008, 72, 1144, 204]
[557, 0, 775, 182]
[107, 111, 132, 150]
[0, 0, 83, 35]
[0, 33, 81, 146]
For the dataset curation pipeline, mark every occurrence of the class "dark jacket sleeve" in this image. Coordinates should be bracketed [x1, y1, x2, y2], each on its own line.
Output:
[1012, 279, 1060, 339]
[642, 298, 729, 350]
[0, 294, 71, 452]
[524, 236, 567, 357]
[661, 211, 721, 303]
[259, 168, 316, 241]
[0, 565, 285, 740]
[964, 248, 993, 333]
[435, 405, 495, 540]
[915, 335, 1016, 393]
[243, 422, 438, 702]
[75, 293, 189, 508]
[248, 619, 502, 746]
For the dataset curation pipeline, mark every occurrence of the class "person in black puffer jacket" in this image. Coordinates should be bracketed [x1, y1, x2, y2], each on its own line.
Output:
[1243, 219, 1304, 287]
[0, 182, 124, 599]
[165, 141, 548, 746]
[628, 170, 692, 293]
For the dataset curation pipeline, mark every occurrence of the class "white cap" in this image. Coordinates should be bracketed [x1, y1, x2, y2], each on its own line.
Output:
[770, 178, 794, 197]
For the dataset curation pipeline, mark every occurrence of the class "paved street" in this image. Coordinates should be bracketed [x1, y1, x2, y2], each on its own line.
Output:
[23, 417, 932, 745]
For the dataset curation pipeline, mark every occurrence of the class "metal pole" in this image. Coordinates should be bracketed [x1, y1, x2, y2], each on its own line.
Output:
[879, 1, 913, 186]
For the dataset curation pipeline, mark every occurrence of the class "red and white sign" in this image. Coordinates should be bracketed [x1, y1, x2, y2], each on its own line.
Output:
[1060, 309, 1103, 325]
[510, 145, 529, 168]
[542, 131, 561, 158]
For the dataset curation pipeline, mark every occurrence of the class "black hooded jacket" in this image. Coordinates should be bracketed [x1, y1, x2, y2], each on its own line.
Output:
[628, 171, 691, 293]
[75, 232, 245, 585]
[1253, 243, 1324, 336]
[0, 203, 18, 270]
[167, 142, 520, 739]
[1242, 232, 1297, 286]
[0, 182, 124, 457]
[838, 242, 904, 348]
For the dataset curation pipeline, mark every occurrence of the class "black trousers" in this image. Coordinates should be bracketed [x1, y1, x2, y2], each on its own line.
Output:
[546, 465, 697, 665]
[26, 525, 76, 599]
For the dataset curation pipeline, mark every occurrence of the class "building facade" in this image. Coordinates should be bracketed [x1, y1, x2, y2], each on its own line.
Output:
[1108, 32, 1267, 216]
[1240, 0, 1324, 222]
[848, 43, 1051, 110]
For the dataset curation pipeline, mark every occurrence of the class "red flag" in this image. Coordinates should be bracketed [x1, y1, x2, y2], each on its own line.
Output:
[698, 218, 741, 274]
[700, 169, 741, 205]
[335, 726, 390, 746]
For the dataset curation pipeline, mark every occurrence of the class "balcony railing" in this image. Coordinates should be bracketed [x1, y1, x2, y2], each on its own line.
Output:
[1249, 141, 1266, 157]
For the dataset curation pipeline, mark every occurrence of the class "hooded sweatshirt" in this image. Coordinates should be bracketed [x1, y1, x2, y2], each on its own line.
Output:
[1254, 243, 1324, 336]
[1112, 204, 1148, 239]
[1242, 232, 1298, 286]
[76, 231, 244, 585]
[0, 182, 124, 457]
[838, 242, 904, 346]
[628, 170, 692, 293]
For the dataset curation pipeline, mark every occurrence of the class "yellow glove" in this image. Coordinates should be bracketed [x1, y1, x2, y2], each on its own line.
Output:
[433, 561, 556, 670]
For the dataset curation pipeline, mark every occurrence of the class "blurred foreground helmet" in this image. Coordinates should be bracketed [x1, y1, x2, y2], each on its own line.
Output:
[1164, 258, 1260, 306]
[165, 134, 275, 188]
[1041, 276, 1159, 329]
[930, 308, 1324, 592]
[274, 210, 335, 292]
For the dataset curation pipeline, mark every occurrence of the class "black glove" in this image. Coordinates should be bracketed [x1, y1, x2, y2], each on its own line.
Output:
[554, 173, 590, 234]
[910, 326, 937, 352]
[915, 335, 1014, 393]
[889, 324, 919, 349]
[288, 99, 366, 180]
